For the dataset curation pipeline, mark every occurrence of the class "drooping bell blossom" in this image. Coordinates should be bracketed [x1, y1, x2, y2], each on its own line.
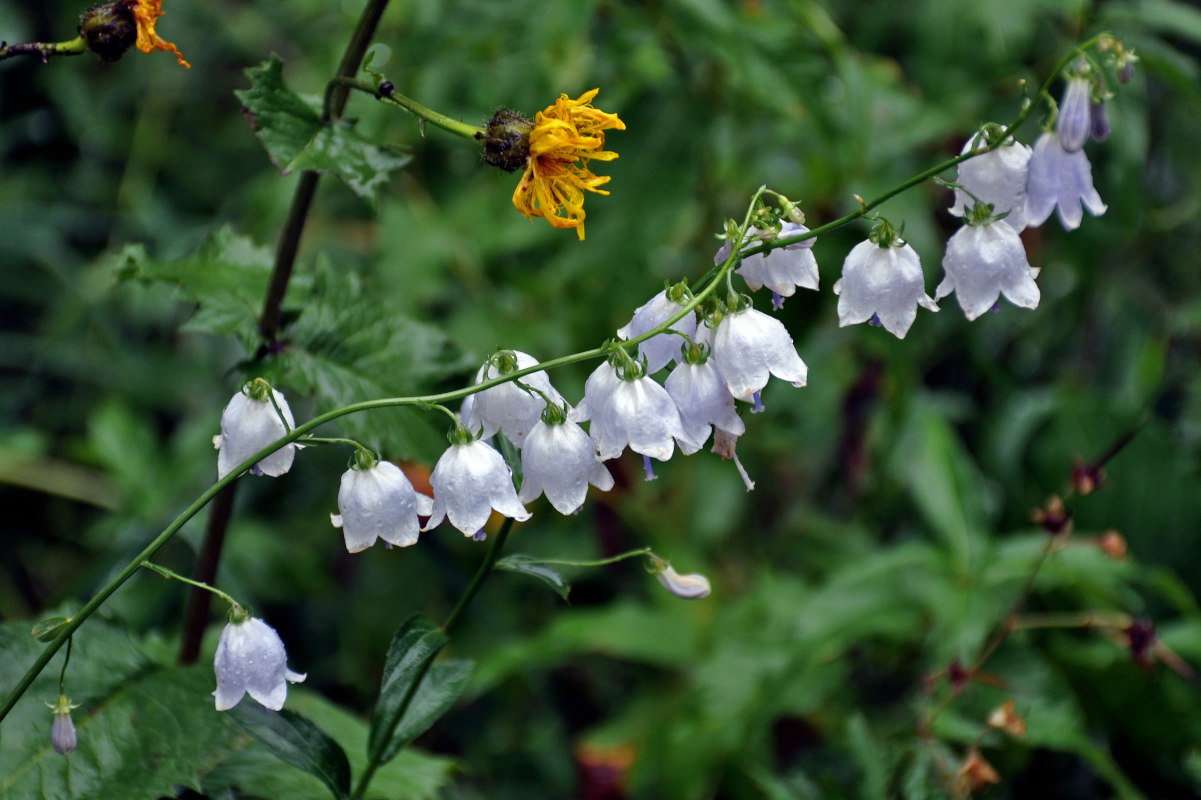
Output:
[570, 360, 623, 442]
[716, 222, 819, 306]
[331, 457, 433, 552]
[1024, 132, 1106, 230]
[665, 345, 745, 449]
[649, 556, 711, 599]
[466, 350, 563, 448]
[616, 283, 697, 374]
[214, 615, 306, 711]
[214, 379, 297, 480]
[948, 128, 1032, 231]
[592, 367, 700, 464]
[47, 695, 80, 755]
[834, 235, 938, 339]
[1057, 76, 1092, 153]
[520, 405, 614, 514]
[935, 214, 1040, 321]
[423, 433, 530, 536]
[711, 303, 808, 401]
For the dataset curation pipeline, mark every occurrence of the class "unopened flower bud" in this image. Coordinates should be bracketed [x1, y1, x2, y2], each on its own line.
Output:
[78, 2, 137, 62]
[987, 699, 1027, 738]
[480, 108, 533, 173]
[46, 695, 80, 755]
[1098, 530, 1127, 560]
[1089, 102, 1111, 142]
[1032, 495, 1072, 536]
[1117, 60, 1135, 83]
[649, 556, 711, 599]
[1071, 459, 1105, 495]
[1057, 77, 1092, 153]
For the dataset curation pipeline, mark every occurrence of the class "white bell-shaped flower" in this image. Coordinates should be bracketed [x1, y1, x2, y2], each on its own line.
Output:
[1025, 132, 1106, 231]
[423, 436, 531, 536]
[616, 284, 697, 374]
[717, 222, 819, 307]
[948, 129, 1032, 232]
[214, 379, 297, 479]
[834, 236, 938, 339]
[1057, 76, 1092, 153]
[570, 360, 623, 442]
[331, 458, 433, 552]
[711, 304, 808, 401]
[665, 346, 745, 449]
[465, 350, 563, 449]
[520, 406, 614, 515]
[935, 215, 1040, 320]
[592, 368, 700, 462]
[214, 616, 306, 711]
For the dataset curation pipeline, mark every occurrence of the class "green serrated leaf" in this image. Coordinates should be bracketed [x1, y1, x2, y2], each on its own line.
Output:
[236, 55, 411, 206]
[495, 554, 572, 601]
[114, 226, 277, 351]
[379, 660, 473, 763]
[228, 705, 351, 800]
[271, 257, 469, 461]
[367, 614, 448, 764]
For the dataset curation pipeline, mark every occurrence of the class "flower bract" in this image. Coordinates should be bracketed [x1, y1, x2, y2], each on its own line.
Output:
[214, 617, 305, 711]
[1024, 132, 1107, 231]
[712, 306, 808, 401]
[128, 0, 189, 67]
[520, 418, 614, 514]
[423, 439, 531, 536]
[834, 240, 938, 339]
[511, 89, 625, 240]
[331, 461, 434, 552]
[935, 220, 1040, 320]
[213, 383, 297, 480]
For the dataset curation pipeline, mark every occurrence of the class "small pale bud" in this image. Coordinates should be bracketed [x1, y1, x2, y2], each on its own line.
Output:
[987, 700, 1027, 738]
[46, 695, 80, 755]
[651, 558, 711, 599]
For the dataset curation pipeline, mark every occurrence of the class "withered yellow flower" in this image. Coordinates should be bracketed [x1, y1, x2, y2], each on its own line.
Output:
[128, 0, 190, 68]
[512, 89, 625, 241]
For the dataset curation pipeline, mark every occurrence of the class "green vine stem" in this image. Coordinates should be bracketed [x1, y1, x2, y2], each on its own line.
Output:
[0, 35, 87, 62]
[0, 35, 1110, 725]
[334, 77, 486, 139]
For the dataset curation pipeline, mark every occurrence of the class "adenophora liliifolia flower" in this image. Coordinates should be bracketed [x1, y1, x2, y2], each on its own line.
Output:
[1024, 131, 1107, 231]
[47, 695, 80, 755]
[833, 220, 938, 339]
[1057, 75, 1092, 153]
[936, 204, 1040, 321]
[569, 360, 622, 442]
[665, 340, 745, 449]
[331, 452, 433, 552]
[466, 350, 564, 448]
[948, 125, 1033, 232]
[592, 360, 701, 479]
[716, 220, 819, 309]
[424, 427, 530, 536]
[711, 299, 808, 403]
[214, 613, 306, 711]
[213, 378, 298, 479]
[616, 282, 697, 374]
[520, 402, 614, 514]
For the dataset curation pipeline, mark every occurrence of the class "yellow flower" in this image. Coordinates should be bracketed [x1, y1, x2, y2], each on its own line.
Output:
[512, 89, 625, 241]
[128, 0, 190, 68]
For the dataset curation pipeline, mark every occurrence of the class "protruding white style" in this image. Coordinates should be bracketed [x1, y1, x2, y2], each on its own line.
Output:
[466, 351, 563, 448]
[423, 439, 531, 536]
[616, 288, 697, 374]
[834, 240, 938, 339]
[214, 617, 306, 711]
[1024, 132, 1106, 231]
[712, 428, 755, 492]
[592, 373, 700, 462]
[214, 382, 297, 479]
[935, 221, 1041, 321]
[520, 418, 614, 514]
[331, 461, 433, 552]
[652, 558, 712, 600]
[570, 361, 623, 442]
[716, 222, 820, 304]
[711, 306, 808, 401]
[665, 359, 745, 449]
[1058, 77, 1092, 153]
[948, 132, 1033, 231]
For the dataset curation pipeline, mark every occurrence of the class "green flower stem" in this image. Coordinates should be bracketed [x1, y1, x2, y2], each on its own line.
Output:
[335, 78, 487, 140]
[352, 516, 516, 799]
[141, 562, 241, 611]
[509, 547, 653, 569]
[0, 35, 87, 62]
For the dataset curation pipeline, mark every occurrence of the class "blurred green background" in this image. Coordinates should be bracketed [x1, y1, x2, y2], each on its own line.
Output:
[3, 0, 1201, 797]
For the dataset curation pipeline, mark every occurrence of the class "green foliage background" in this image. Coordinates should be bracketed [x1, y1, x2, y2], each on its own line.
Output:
[2, 0, 1201, 797]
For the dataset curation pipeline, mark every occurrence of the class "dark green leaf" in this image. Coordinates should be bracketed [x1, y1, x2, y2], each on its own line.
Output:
[367, 614, 448, 764]
[271, 257, 469, 461]
[379, 660, 473, 762]
[495, 554, 572, 600]
[228, 705, 351, 800]
[236, 55, 411, 206]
